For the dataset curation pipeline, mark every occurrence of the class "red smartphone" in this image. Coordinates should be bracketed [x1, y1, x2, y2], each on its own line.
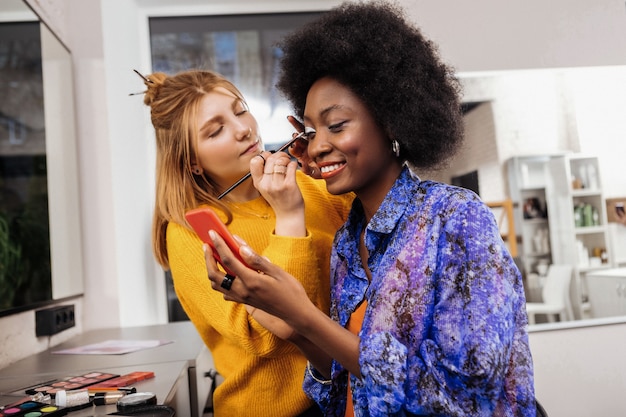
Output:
[185, 207, 249, 275]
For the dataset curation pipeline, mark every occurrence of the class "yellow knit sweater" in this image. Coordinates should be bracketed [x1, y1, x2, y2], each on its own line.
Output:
[167, 172, 352, 417]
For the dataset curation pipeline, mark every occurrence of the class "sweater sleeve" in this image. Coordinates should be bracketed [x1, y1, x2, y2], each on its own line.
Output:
[167, 222, 297, 358]
[167, 183, 351, 359]
[263, 233, 323, 296]
[285, 173, 354, 315]
[168, 173, 351, 361]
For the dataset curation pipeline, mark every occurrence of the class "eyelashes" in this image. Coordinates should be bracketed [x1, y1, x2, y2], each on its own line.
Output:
[303, 126, 316, 140]
[328, 121, 346, 131]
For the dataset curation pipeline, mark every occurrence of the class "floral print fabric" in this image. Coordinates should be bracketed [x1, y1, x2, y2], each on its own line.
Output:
[303, 167, 536, 416]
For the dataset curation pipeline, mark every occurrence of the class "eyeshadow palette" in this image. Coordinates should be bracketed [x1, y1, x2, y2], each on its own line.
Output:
[23, 371, 118, 397]
[86, 371, 154, 390]
[0, 400, 67, 416]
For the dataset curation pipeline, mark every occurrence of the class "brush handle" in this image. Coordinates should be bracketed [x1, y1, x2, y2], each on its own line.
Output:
[217, 132, 306, 200]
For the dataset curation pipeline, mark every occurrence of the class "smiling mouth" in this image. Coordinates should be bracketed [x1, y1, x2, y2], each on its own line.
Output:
[320, 163, 344, 174]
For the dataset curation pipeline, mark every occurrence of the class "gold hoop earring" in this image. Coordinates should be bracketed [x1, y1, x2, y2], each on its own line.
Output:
[391, 139, 400, 158]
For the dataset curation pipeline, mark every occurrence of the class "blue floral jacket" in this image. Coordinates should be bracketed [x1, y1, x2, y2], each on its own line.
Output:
[304, 167, 536, 416]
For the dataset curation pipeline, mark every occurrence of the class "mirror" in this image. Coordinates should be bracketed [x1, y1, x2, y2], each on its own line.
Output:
[0, 0, 83, 316]
[428, 65, 626, 331]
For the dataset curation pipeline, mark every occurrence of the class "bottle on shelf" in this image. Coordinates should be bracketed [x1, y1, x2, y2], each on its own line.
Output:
[575, 203, 600, 227]
[592, 206, 599, 226]
[587, 164, 599, 190]
[531, 227, 550, 254]
[582, 203, 593, 227]
[601, 248, 608, 264]
[574, 203, 584, 227]
[590, 247, 602, 267]
[579, 165, 588, 189]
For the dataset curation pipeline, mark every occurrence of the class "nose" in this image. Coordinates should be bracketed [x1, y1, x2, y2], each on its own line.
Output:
[306, 130, 331, 161]
[235, 124, 252, 141]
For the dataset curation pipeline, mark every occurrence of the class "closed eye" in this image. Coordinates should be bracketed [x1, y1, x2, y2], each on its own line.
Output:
[328, 121, 346, 132]
[208, 126, 223, 138]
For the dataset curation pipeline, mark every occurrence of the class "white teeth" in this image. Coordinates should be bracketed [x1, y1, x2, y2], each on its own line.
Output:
[320, 164, 342, 174]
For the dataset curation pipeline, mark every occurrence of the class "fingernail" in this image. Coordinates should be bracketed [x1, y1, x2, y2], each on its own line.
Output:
[209, 230, 217, 240]
[241, 245, 253, 257]
[202, 243, 208, 253]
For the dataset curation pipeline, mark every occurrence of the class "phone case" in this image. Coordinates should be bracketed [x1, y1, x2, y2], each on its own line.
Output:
[185, 207, 248, 275]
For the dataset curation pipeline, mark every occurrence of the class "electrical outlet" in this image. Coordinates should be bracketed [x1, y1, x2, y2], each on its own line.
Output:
[35, 305, 75, 337]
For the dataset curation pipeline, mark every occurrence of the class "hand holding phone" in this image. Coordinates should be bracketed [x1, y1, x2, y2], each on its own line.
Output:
[185, 207, 249, 275]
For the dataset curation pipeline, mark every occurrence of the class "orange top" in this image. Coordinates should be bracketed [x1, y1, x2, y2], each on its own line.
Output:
[344, 300, 368, 417]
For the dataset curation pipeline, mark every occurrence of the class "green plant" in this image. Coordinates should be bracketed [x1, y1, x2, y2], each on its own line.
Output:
[0, 211, 24, 309]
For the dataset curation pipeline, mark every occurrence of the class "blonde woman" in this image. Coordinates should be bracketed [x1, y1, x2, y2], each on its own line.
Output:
[141, 69, 352, 417]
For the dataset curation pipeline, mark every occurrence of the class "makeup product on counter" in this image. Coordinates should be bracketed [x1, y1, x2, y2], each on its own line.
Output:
[0, 400, 67, 416]
[116, 392, 157, 413]
[87, 386, 136, 394]
[86, 371, 154, 390]
[55, 388, 92, 411]
[0, 393, 52, 412]
[24, 371, 119, 397]
[92, 390, 127, 406]
[1, 396, 37, 411]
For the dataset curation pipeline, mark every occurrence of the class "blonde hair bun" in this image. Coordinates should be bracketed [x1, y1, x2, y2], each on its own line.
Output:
[142, 72, 168, 106]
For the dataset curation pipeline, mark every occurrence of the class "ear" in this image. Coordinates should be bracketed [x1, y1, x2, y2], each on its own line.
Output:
[191, 164, 203, 175]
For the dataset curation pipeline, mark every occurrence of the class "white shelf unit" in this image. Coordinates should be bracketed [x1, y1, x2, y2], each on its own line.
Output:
[506, 155, 558, 277]
[546, 155, 613, 319]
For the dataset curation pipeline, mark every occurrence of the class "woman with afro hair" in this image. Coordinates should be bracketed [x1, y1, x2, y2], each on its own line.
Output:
[204, 1, 536, 416]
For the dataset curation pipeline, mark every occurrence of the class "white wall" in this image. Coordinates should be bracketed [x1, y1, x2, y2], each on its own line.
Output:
[3, 1, 626, 415]
[0, 300, 83, 370]
[409, 0, 626, 72]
